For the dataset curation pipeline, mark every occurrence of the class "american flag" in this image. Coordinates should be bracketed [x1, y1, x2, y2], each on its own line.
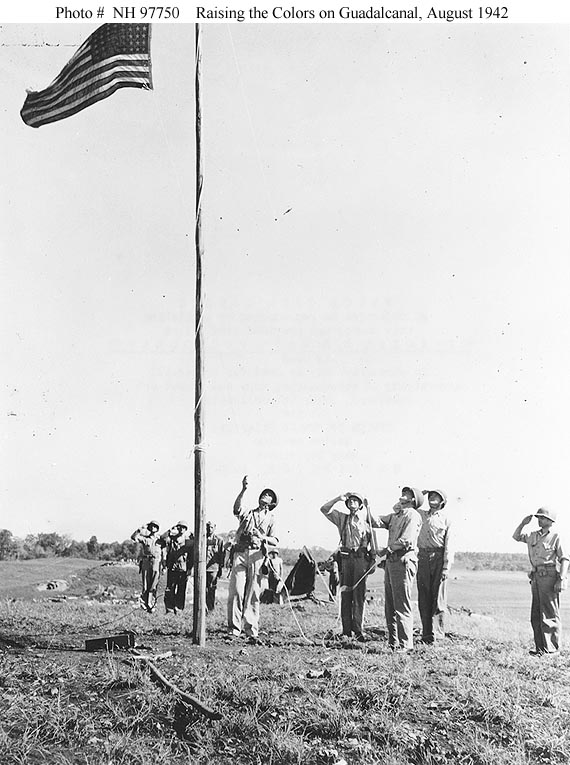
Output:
[21, 24, 153, 128]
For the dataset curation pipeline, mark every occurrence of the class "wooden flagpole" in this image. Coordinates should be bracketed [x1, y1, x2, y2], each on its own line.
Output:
[193, 22, 206, 646]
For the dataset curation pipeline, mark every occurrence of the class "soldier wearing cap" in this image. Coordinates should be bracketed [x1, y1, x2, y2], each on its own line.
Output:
[375, 487, 423, 652]
[161, 519, 194, 615]
[227, 475, 279, 643]
[513, 507, 569, 655]
[130, 520, 165, 613]
[320, 491, 378, 641]
[205, 521, 224, 612]
[417, 489, 453, 643]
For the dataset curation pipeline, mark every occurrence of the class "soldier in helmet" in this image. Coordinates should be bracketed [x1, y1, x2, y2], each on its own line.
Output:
[130, 520, 165, 613]
[417, 489, 453, 643]
[161, 519, 194, 615]
[261, 549, 285, 605]
[320, 491, 378, 641]
[375, 487, 423, 652]
[227, 475, 279, 643]
[205, 521, 224, 612]
[513, 508, 569, 655]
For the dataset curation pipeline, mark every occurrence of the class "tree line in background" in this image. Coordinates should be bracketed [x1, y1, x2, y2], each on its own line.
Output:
[0, 529, 529, 570]
[0, 529, 138, 562]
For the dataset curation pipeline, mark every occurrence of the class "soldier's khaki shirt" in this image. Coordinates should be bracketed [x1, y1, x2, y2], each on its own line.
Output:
[321, 506, 373, 550]
[514, 528, 568, 569]
[376, 507, 421, 560]
[417, 508, 453, 571]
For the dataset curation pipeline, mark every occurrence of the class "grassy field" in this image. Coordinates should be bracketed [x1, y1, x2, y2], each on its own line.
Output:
[0, 560, 569, 764]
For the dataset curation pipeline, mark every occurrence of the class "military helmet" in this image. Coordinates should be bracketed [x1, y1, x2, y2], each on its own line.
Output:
[402, 487, 424, 510]
[345, 492, 364, 508]
[427, 489, 447, 508]
[259, 488, 278, 509]
[535, 507, 556, 523]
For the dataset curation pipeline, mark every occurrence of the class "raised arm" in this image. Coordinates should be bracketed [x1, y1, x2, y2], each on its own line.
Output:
[320, 495, 345, 516]
[233, 475, 249, 516]
[513, 515, 533, 542]
[130, 525, 146, 542]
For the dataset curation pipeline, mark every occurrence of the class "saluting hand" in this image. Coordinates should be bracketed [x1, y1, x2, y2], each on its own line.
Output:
[521, 514, 534, 525]
[242, 475, 248, 491]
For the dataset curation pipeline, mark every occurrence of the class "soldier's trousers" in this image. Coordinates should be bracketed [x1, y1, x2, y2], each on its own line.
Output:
[384, 556, 417, 650]
[139, 560, 160, 612]
[227, 548, 265, 637]
[417, 549, 447, 643]
[164, 568, 188, 612]
[206, 571, 219, 612]
[339, 553, 373, 637]
[530, 569, 561, 653]
[329, 571, 339, 599]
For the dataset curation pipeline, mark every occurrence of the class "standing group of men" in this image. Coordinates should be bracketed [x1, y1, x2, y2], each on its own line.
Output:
[129, 475, 284, 645]
[129, 477, 568, 656]
[222, 477, 450, 649]
[321, 487, 451, 651]
[130, 519, 224, 614]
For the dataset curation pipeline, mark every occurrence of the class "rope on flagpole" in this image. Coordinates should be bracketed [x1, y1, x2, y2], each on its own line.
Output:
[192, 21, 207, 646]
[194, 21, 205, 445]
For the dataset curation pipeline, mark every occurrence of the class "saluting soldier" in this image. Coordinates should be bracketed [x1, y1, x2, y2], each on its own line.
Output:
[161, 520, 193, 615]
[513, 508, 569, 655]
[131, 520, 164, 613]
[320, 492, 378, 641]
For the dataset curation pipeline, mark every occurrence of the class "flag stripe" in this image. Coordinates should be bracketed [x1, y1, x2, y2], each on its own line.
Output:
[22, 81, 150, 128]
[21, 24, 152, 128]
[25, 53, 150, 108]
[23, 58, 150, 110]
[22, 77, 150, 127]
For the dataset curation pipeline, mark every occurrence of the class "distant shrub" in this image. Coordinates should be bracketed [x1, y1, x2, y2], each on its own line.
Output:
[455, 552, 528, 571]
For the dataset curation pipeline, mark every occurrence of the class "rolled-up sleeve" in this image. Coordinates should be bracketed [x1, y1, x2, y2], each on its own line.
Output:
[321, 507, 342, 529]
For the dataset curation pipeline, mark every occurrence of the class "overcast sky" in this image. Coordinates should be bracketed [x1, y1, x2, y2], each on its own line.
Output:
[1, 23, 569, 553]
